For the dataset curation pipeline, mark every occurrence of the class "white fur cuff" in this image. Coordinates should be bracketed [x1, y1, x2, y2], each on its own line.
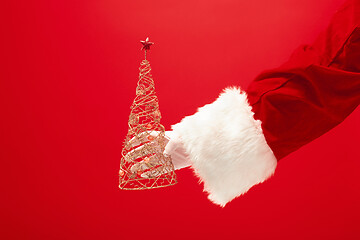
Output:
[172, 87, 277, 207]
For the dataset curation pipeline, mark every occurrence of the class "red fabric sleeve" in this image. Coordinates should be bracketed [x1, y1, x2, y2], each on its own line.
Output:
[247, 0, 360, 160]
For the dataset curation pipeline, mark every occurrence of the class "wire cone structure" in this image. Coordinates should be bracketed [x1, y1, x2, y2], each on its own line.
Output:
[119, 59, 177, 190]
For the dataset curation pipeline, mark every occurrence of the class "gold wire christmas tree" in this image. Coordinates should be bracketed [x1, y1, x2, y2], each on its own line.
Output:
[119, 37, 177, 190]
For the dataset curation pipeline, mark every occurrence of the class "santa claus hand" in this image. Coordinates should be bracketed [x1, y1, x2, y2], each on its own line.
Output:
[126, 131, 191, 178]
[163, 131, 192, 170]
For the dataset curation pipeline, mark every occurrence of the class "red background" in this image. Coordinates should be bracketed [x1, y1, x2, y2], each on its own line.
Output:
[2, 0, 360, 239]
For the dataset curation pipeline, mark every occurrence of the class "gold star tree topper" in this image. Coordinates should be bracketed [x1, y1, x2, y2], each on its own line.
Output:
[140, 37, 154, 51]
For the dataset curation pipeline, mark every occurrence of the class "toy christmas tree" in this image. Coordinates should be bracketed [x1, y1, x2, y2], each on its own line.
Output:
[119, 38, 177, 190]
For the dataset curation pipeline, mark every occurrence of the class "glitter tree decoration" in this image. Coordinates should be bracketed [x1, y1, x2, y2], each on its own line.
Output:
[119, 38, 177, 190]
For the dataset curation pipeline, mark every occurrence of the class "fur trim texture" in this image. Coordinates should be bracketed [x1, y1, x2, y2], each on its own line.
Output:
[172, 87, 277, 207]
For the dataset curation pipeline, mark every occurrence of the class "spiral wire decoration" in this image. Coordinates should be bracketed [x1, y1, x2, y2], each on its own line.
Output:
[119, 59, 177, 190]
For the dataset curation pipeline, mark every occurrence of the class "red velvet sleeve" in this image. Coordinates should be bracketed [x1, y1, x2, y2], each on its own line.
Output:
[247, 0, 360, 160]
